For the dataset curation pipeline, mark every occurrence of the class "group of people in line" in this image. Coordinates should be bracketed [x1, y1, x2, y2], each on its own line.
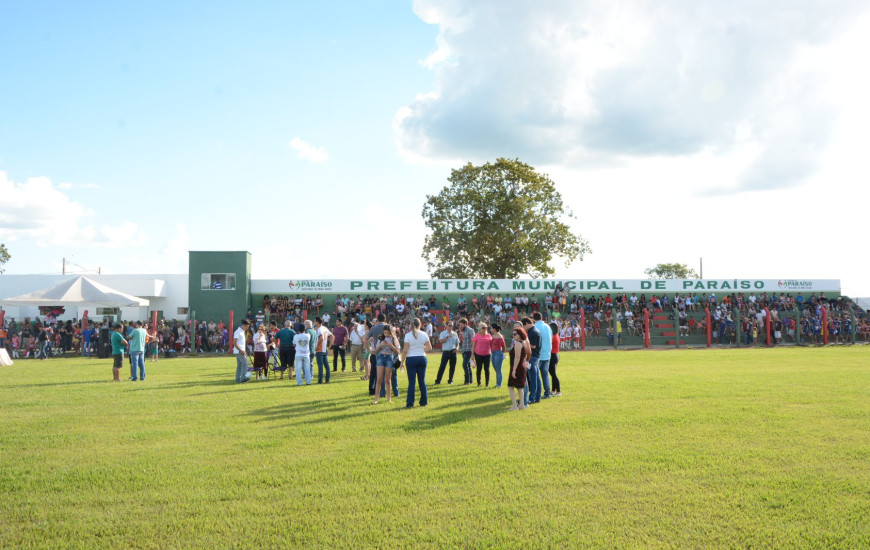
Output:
[230, 311, 563, 411]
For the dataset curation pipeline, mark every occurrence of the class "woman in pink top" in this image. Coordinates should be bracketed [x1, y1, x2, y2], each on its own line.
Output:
[472, 322, 492, 387]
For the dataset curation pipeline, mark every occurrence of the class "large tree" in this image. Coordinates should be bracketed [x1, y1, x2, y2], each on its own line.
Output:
[644, 263, 699, 279]
[421, 158, 590, 279]
[0, 243, 9, 274]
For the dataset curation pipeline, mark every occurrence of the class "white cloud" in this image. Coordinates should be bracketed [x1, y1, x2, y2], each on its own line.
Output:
[158, 224, 190, 271]
[398, 0, 868, 192]
[0, 171, 146, 248]
[289, 137, 329, 163]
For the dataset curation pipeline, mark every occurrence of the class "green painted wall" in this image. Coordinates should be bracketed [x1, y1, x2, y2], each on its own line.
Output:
[188, 251, 251, 324]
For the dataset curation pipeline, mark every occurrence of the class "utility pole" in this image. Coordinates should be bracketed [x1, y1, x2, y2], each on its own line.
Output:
[700, 257, 703, 279]
[62, 257, 66, 275]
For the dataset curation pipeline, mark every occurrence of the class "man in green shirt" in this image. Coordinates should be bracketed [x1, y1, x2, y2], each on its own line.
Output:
[110, 324, 128, 382]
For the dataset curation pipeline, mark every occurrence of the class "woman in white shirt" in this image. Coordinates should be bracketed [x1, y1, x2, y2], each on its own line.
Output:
[400, 317, 432, 408]
[252, 325, 269, 380]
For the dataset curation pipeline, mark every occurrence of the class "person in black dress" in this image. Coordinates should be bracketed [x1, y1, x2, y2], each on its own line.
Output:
[508, 325, 530, 411]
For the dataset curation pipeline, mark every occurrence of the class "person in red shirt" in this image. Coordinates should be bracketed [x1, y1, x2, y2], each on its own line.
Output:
[549, 322, 561, 397]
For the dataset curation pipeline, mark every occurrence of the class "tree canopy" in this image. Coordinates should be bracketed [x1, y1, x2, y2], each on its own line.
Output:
[644, 263, 699, 279]
[0, 243, 9, 274]
[421, 158, 590, 279]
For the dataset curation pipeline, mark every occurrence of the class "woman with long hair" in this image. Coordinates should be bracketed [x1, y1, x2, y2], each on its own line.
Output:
[549, 321, 562, 397]
[508, 326, 531, 410]
[401, 317, 432, 408]
[252, 324, 269, 380]
[472, 322, 492, 387]
[489, 323, 506, 388]
[373, 325, 400, 404]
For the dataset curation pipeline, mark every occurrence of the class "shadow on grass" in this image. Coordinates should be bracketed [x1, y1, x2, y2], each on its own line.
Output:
[14, 379, 114, 388]
[246, 387, 507, 431]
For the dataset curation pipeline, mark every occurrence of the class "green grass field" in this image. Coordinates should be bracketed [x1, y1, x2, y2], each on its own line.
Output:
[1, 347, 868, 549]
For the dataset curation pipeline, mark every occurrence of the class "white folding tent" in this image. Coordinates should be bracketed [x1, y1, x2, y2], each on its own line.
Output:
[0, 276, 150, 308]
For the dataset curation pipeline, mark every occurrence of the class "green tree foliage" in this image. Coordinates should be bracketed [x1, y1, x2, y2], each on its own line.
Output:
[644, 263, 699, 279]
[421, 158, 591, 279]
[0, 243, 9, 274]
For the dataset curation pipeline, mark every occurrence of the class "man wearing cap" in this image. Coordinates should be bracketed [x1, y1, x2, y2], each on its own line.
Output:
[255, 310, 266, 328]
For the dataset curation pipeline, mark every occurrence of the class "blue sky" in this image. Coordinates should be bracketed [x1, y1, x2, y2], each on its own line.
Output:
[2, 1, 870, 296]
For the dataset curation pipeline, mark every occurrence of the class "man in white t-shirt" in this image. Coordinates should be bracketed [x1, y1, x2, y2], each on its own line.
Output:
[314, 317, 333, 384]
[233, 319, 251, 383]
[293, 326, 312, 385]
[348, 320, 366, 373]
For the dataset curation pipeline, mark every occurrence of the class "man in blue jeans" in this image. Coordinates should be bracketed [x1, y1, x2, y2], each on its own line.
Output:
[521, 317, 541, 406]
[128, 320, 148, 381]
[533, 312, 552, 400]
[314, 317, 333, 384]
[233, 319, 252, 383]
[458, 318, 475, 385]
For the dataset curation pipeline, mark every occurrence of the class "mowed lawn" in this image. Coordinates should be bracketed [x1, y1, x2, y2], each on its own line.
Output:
[1, 347, 868, 549]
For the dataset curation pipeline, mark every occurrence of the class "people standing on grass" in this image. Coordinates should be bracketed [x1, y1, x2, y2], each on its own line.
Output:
[128, 321, 147, 382]
[401, 318, 431, 408]
[314, 317, 333, 384]
[472, 322, 492, 387]
[435, 323, 459, 385]
[372, 325, 401, 405]
[360, 320, 373, 381]
[275, 321, 296, 380]
[458, 318, 475, 385]
[252, 325, 269, 380]
[348, 320, 366, 374]
[490, 324, 505, 388]
[234, 320, 251, 383]
[548, 321, 562, 397]
[508, 326, 530, 410]
[110, 323, 128, 382]
[367, 314, 399, 399]
[521, 317, 541, 407]
[533, 312, 552, 401]
[293, 323, 313, 386]
[148, 326, 159, 362]
[331, 318, 348, 372]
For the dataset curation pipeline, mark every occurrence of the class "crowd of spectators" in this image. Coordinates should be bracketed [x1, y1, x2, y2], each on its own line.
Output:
[1, 289, 868, 359]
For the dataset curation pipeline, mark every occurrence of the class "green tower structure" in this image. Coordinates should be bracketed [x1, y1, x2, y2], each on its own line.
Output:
[188, 251, 251, 325]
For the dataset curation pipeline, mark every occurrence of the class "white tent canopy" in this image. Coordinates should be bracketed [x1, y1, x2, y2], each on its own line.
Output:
[0, 276, 149, 308]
